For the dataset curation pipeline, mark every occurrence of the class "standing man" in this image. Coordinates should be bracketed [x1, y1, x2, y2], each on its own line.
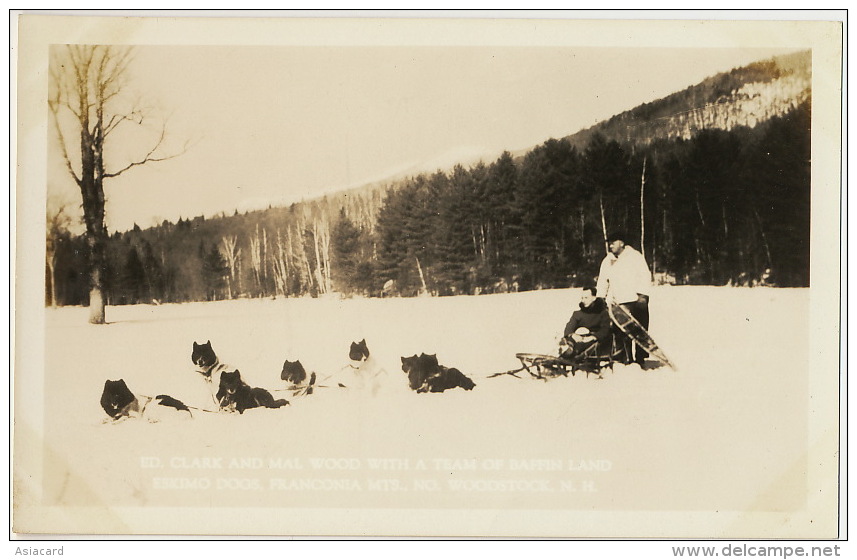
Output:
[595, 231, 652, 366]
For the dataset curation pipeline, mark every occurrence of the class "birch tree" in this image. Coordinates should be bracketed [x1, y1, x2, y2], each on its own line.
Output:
[219, 235, 241, 299]
[45, 197, 74, 308]
[271, 229, 292, 297]
[248, 225, 267, 297]
[309, 209, 332, 295]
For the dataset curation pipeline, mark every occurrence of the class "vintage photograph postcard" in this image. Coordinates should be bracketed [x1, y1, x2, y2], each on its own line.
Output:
[12, 12, 844, 538]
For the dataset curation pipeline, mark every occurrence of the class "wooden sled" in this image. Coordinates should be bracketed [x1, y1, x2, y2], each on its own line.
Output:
[488, 349, 613, 381]
[608, 303, 677, 371]
[515, 353, 575, 380]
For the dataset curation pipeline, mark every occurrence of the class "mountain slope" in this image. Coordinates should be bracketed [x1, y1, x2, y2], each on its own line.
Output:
[329, 50, 811, 208]
[559, 50, 811, 150]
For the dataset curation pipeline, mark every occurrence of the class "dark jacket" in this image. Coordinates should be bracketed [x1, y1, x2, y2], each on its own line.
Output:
[563, 297, 611, 345]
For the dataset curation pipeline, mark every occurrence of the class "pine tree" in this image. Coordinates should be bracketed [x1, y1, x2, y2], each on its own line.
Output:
[516, 138, 579, 288]
[121, 246, 147, 304]
[202, 245, 229, 301]
[331, 208, 362, 294]
[484, 151, 521, 286]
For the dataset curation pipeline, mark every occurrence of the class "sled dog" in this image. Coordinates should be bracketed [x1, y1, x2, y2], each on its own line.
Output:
[217, 370, 289, 413]
[191, 340, 237, 407]
[400, 353, 476, 393]
[100, 379, 192, 423]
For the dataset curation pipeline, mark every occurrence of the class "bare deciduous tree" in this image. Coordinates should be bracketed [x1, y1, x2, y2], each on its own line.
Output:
[219, 235, 241, 299]
[294, 217, 315, 295]
[271, 229, 291, 298]
[48, 45, 184, 323]
[45, 195, 76, 308]
[248, 225, 264, 297]
[311, 211, 333, 295]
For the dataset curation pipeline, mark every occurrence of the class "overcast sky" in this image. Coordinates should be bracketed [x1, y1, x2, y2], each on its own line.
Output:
[47, 45, 795, 232]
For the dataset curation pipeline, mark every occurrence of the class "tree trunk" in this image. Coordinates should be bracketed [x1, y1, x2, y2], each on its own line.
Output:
[295, 220, 314, 295]
[272, 229, 291, 298]
[599, 191, 608, 253]
[47, 257, 58, 308]
[220, 235, 240, 299]
[415, 257, 429, 296]
[249, 227, 262, 297]
[753, 207, 773, 270]
[312, 221, 326, 295]
[80, 156, 108, 323]
[86, 230, 106, 324]
[640, 157, 646, 258]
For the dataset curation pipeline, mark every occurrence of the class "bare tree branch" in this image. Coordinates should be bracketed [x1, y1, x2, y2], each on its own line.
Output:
[47, 98, 82, 187]
[103, 109, 141, 137]
[103, 125, 189, 179]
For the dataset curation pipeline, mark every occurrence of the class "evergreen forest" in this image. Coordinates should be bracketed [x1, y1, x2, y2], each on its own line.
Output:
[46, 51, 812, 306]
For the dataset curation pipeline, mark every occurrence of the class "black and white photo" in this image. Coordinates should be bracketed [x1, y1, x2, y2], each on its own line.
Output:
[12, 12, 844, 540]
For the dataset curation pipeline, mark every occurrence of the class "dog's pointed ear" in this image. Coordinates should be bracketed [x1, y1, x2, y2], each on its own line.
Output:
[193, 342, 199, 349]
[206, 340, 211, 345]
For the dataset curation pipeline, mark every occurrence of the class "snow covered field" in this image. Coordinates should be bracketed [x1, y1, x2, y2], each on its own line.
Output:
[14, 286, 838, 537]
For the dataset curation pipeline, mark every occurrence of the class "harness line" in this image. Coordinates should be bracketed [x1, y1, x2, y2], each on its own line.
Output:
[138, 393, 220, 414]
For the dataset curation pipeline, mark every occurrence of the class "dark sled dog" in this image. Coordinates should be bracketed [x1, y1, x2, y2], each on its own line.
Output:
[400, 353, 476, 393]
[100, 379, 192, 423]
[217, 370, 289, 414]
[281, 359, 318, 396]
[191, 340, 235, 406]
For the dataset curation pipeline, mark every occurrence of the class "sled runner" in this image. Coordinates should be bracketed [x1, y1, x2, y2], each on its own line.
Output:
[515, 353, 575, 379]
[608, 302, 677, 371]
[489, 346, 615, 381]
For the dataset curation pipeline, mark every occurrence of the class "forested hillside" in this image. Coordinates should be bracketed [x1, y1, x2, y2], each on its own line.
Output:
[561, 50, 811, 150]
[46, 51, 811, 306]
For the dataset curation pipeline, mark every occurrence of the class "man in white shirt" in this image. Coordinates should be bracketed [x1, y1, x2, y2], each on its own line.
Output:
[596, 231, 652, 366]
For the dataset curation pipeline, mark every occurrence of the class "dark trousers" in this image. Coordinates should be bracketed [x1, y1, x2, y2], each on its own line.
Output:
[615, 299, 649, 364]
[560, 338, 599, 361]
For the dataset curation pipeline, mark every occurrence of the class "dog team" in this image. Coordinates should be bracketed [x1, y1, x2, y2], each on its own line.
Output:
[100, 339, 476, 423]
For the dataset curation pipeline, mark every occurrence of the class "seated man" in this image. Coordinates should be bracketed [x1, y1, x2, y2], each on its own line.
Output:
[559, 287, 611, 361]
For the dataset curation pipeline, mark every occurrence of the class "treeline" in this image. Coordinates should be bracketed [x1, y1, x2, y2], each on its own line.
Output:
[47, 100, 810, 307]
[375, 100, 809, 296]
[47, 189, 382, 306]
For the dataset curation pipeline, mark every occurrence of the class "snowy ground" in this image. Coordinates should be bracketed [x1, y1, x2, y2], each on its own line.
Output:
[15, 286, 833, 537]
